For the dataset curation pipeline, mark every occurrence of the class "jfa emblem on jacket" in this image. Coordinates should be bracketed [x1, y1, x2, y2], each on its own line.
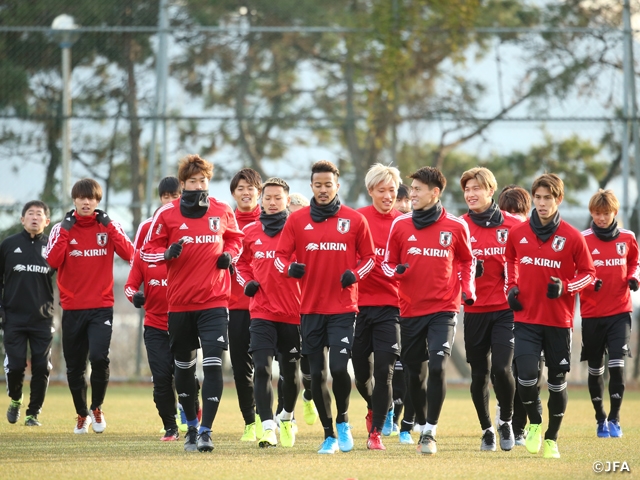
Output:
[337, 218, 350, 234]
[439, 231, 452, 247]
[96, 233, 108, 247]
[209, 217, 220, 233]
[496, 229, 508, 245]
[616, 242, 627, 256]
[551, 235, 566, 252]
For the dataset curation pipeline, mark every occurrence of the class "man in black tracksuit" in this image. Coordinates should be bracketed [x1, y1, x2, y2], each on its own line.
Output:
[0, 201, 55, 426]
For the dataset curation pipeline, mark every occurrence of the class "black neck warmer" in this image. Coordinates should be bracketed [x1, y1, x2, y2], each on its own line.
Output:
[468, 200, 504, 228]
[530, 209, 561, 242]
[591, 220, 620, 242]
[260, 209, 289, 237]
[180, 190, 210, 219]
[310, 195, 341, 222]
[412, 201, 443, 230]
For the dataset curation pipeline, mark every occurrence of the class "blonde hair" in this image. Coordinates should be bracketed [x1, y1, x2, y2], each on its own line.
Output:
[459, 167, 497, 192]
[365, 163, 401, 192]
[589, 189, 620, 214]
[289, 193, 309, 207]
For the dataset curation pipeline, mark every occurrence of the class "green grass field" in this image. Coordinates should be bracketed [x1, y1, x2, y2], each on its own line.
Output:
[0, 383, 638, 479]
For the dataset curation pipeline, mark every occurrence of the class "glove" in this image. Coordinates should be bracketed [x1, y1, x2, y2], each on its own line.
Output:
[594, 279, 603, 292]
[60, 210, 76, 231]
[462, 292, 474, 306]
[132, 292, 146, 308]
[547, 276, 563, 299]
[629, 278, 639, 292]
[288, 262, 306, 279]
[396, 263, 409, 275]
[244, 280, 260, 297]
[94, 209, 111, 227]
[475, 260, 484, 278]
[507, 287, 523, 311]
[217, 252, 232, 270]
[164, 239, 184, 260]
[340, 269, 357, 288]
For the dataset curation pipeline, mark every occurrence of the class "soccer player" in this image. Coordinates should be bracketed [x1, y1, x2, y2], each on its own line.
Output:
[395, 183, 411, 214]
[275, 160, 375, 454]
[236, 177, 301, 448]
[382, 166, 476, 455]
[459, 168, 523, 452]
[45, 179, 134, 434]
[125, 177, 184, 441]
[579, 189, 638, 439]
[141, 154, 244, 452]
[227, 168, 263, 441]
[1, 201, 54, 426]
[353, 163, 402, 450]
[505, 173, 595, 459]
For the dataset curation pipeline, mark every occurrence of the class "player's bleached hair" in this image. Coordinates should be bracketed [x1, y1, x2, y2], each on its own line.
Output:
[409, 166, 446, 193]
[459, 167, 497, 192]
[531, 173, 564, 200]
[498, 185, 531, 216]
[178, 154, 214, 183]
[589, 189, 620, 214]
[289, 192, 309, 206]
[310, 160, 339, 182]
[71, 178, 103, 201]
[262, 177, 290, 194]
[365, 163, 401, 192]
[230, 168, 263, 194]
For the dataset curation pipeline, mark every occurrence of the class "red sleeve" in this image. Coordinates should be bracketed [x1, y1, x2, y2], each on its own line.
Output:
[354, 216, 375, 281]
[565, 233, 596, 295]
[275, 217, 296, 277]
[44, 223, 68, 269]
[141, 208, 171, 264]
[382, 219, 402, 277]
[109, 220, 134, 263]
[505, 231, 519, 293]
[236, 234, 255, 288]
[626, 235, 640, 282]
[223, 207, 245, 262]
[456, 222, 477, 301]
[124, 253, 144, 303]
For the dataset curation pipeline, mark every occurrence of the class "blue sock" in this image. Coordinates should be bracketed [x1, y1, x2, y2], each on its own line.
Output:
[198, 425, 211, 435]
[187, 418, 199, 428]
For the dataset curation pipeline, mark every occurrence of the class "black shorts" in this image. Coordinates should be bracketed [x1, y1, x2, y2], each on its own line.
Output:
[514, 322, 571, 372]
[300, 313, 356, 355]
[352, 306, 401, 358]
[463, 309, 514, 363]
[168, 307, 229, 356]
[400, 312, 457, 364]
[580, 313, 632, 362]
[249, 319, 301, 360]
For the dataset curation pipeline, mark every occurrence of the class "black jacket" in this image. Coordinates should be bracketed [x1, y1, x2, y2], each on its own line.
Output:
[0, 229, 54, 319]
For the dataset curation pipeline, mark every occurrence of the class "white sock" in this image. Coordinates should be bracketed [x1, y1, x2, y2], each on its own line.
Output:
[281, 410, 293, 421]
[262, 419, 277, 432]
[423, 423, 437, 436]
[497, 419, 511, 427]
[483, 426, 495, 434]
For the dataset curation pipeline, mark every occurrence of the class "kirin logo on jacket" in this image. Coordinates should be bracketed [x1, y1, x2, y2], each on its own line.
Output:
[97, 233, 108, 247]
[439, 231, 452, 248]
[496, 229, 508, 245]
[209, 217, 220, 233]
[551, 235, 566, 252]
[337, 218, 350, 234]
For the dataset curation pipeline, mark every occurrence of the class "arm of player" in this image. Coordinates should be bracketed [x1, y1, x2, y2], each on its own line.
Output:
[274, 219, 299, 278]
[456, 225, 477, 304]
[566, 234, 596, 295]
[222, 207, 245, 265]
[625, 235, 640, 289]
[352, 216, 375, 282]
[140, 208, 171, 264]
[44, 223, 69, 269]
[504, 232, 519, 295]
[124, 253, 144, 305]
[381, 219, 403, 277]
[109, 220, 135, 263]
[236, 235, 255, 288]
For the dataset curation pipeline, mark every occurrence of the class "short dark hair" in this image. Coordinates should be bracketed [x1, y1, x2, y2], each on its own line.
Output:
[310, 160, 339, 183]
[158, 176, 180, 198]
[397, 183, 410, 200]
[262, 177, 290, 194]
[178, 154, 214, 183]
[230, 168, 262, 194]
[409, 166, 446, 192]
[498, 185, 531, 216]
[71, 178, 103, 201]
[21, 200, 50, 218]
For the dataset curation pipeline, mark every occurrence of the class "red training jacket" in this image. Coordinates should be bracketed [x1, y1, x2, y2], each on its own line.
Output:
[274, 204, 375, 315]
[460, 211, 524, 312]
[236, 220, 301, 324]
[505, 218, 595, 328]
[45, 212, 134, 310]
[382, 208, 476, 318]
[124, 252, 169, 330]
[133, 217, 152, 253]
[140, 197, 244, 312]
[580, 227, 640, 318]
[229, 206, 261, 311]
[356, 205, 401, 308]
